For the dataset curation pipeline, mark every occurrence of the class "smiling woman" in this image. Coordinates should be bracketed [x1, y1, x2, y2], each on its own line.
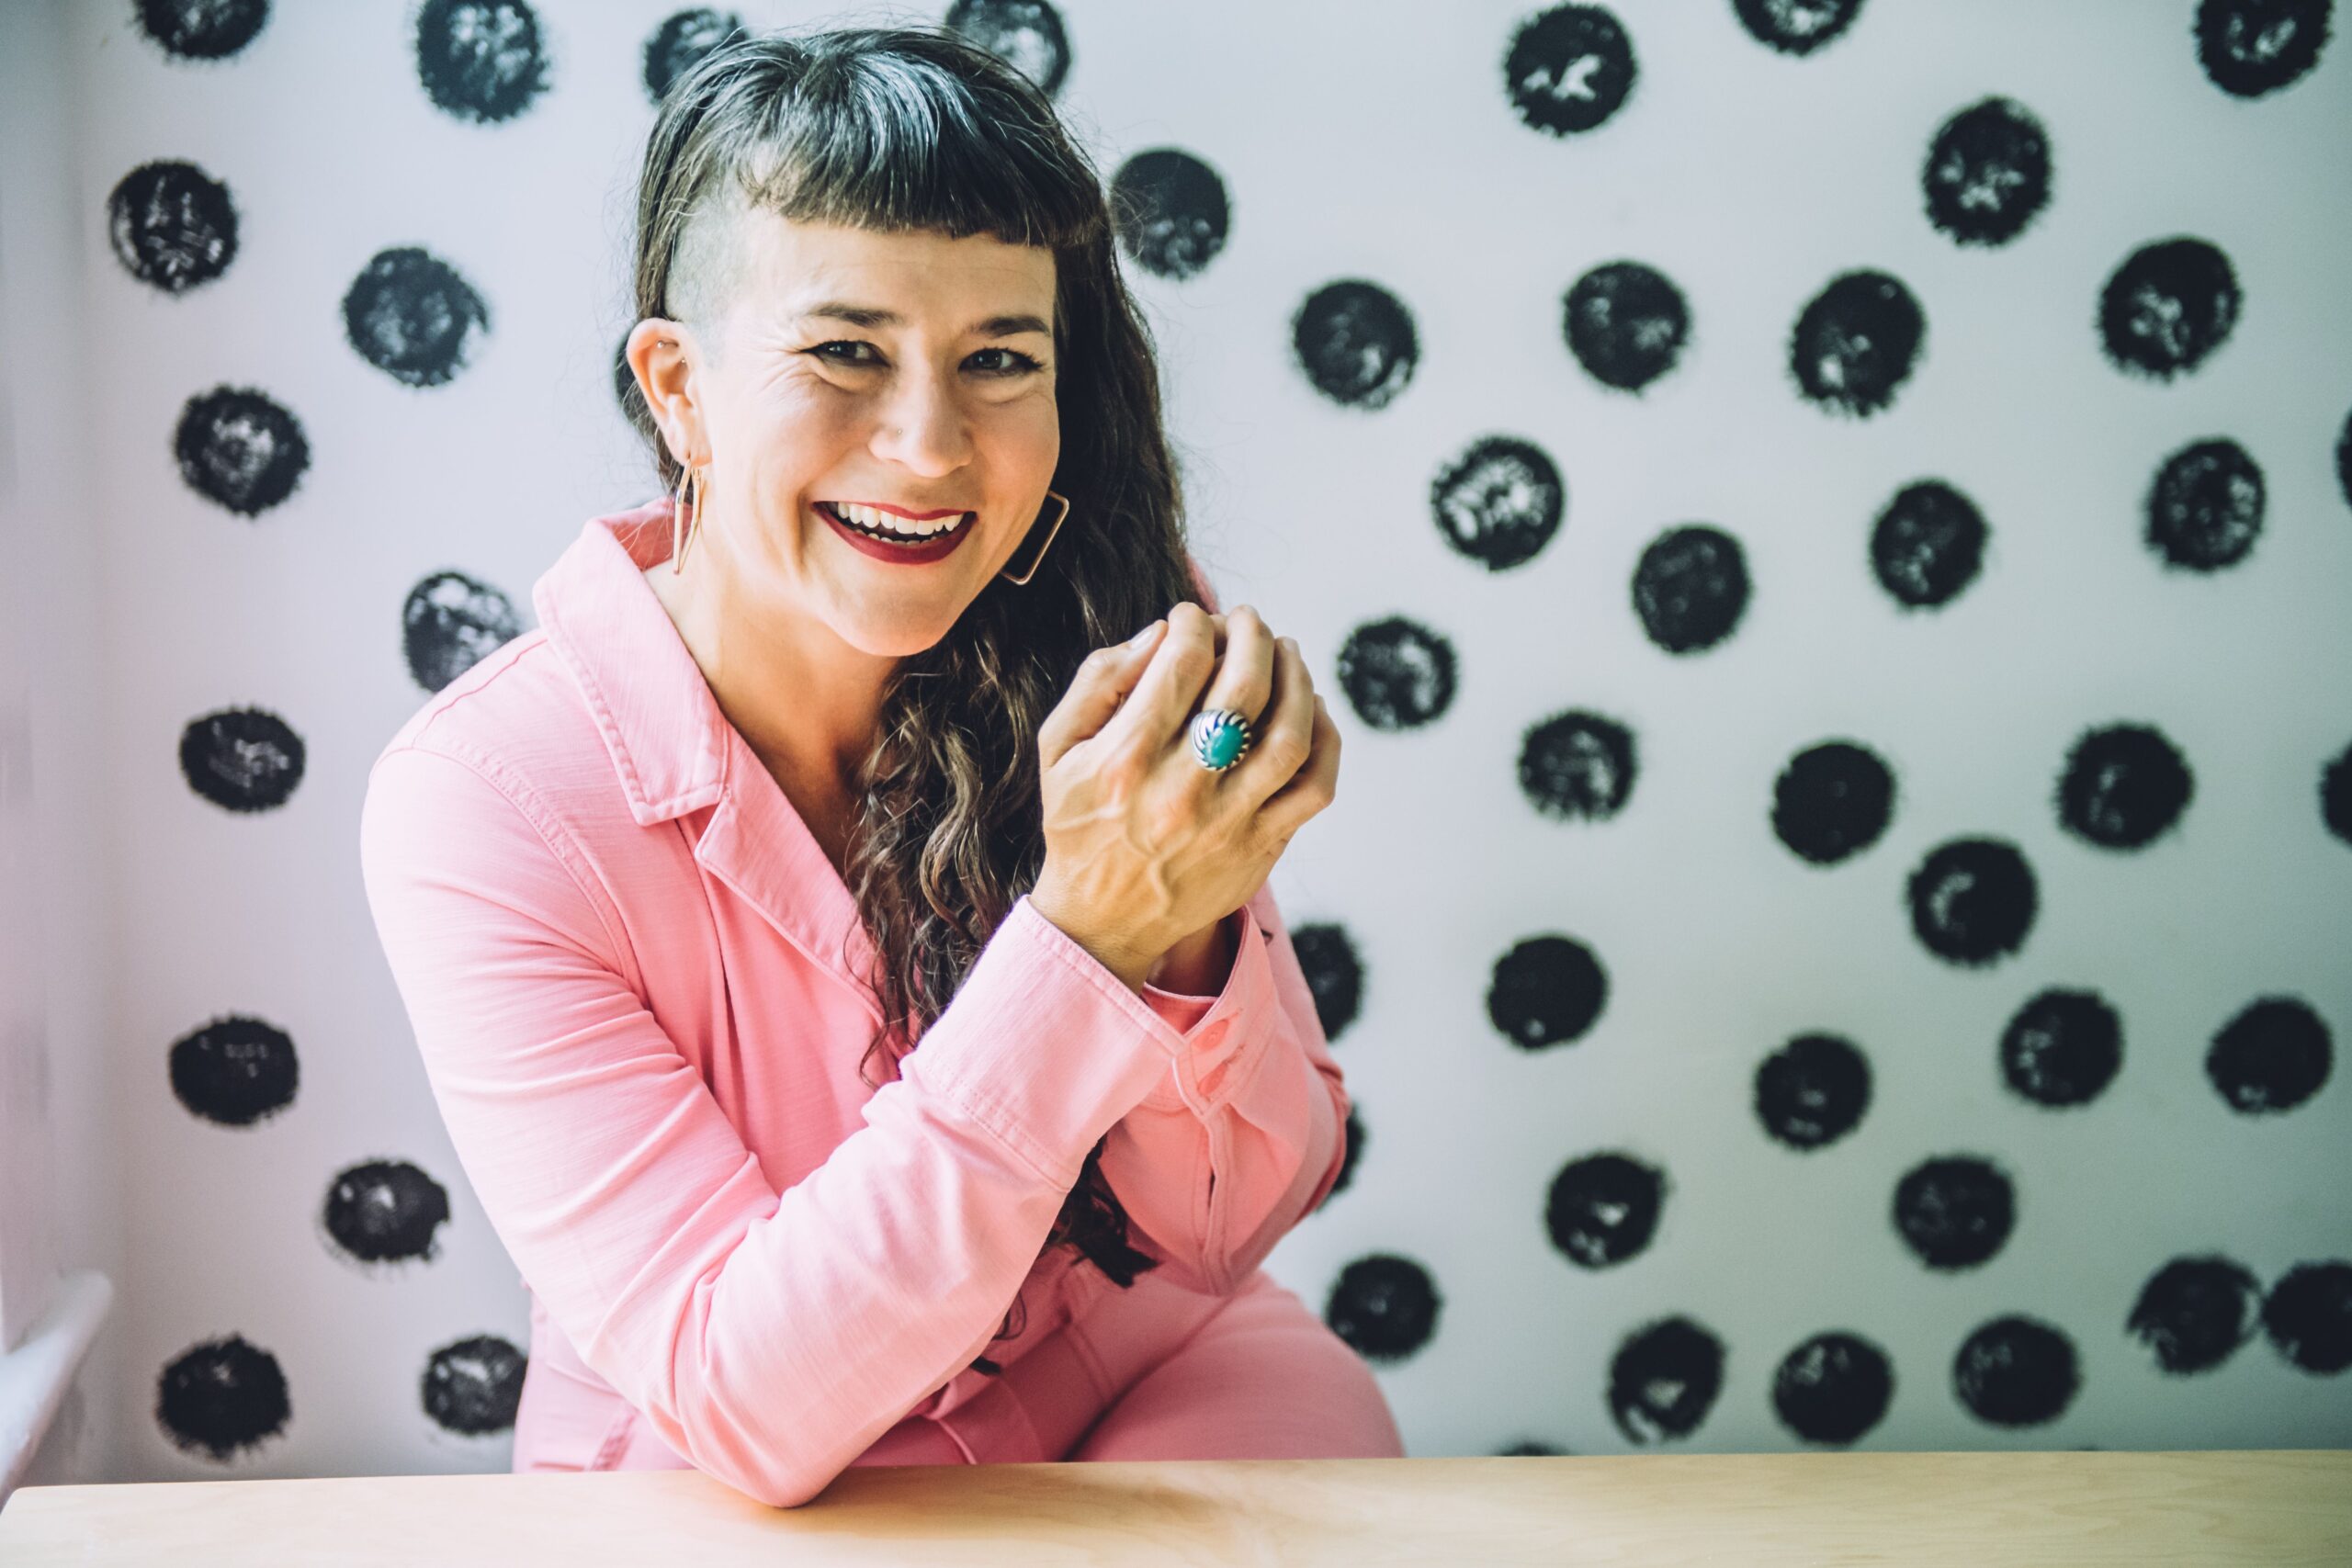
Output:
[358, 22, 1386, 1511]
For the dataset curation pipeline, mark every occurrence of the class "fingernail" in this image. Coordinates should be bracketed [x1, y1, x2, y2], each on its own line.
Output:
[1129, 619, 1163, 647]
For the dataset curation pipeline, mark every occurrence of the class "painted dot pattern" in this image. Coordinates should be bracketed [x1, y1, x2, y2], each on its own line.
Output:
[343, 247, 492, 389]
[1564, 262, 1690, 392]
[1430, 435, 1566, 570]
[108, 160, 239, 293]
[179, 706, 305, 813]
[404, 570, 524, 693]
[422, 1335, 527, 1435]
[1504, 6, 1637, 136]
[168, 1014, 300, 1127]
[642, 8, 743, 102]
[1871, 479, 1986, 608]
[2145, 437, 2264, 571]
[2098, 238, 2241, 380]
[1335, 615, 1455, 730]
[414, 0, 550, 125]
[1292, 279, 1419, 411]
[1111, 149, 1230, 282]
[173, 386, 310, 516]
[1790, 269, 1926, 417]
[103, 1, 2349, 1472]
[1923, 96, 2052, 247]
[321, 1158, 452, 1266]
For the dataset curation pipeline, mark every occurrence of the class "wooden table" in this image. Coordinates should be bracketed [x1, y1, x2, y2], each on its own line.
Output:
[2, 1450, 2346, 1563]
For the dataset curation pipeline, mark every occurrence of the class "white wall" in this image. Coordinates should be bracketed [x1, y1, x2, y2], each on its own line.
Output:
[12, 0, 2351, 1483]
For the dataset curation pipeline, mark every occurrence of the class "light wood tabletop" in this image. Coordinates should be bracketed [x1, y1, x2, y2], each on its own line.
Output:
[2, 1450, 2346, 1564]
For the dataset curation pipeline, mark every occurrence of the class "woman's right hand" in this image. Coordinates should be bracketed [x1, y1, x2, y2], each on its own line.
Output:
[1026, 601, 1340, 991]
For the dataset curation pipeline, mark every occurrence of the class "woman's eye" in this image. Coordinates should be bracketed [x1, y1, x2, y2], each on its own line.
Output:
[809, 342, 1042, 376]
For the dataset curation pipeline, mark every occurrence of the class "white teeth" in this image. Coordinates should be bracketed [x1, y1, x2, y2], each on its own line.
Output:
[827, 501, 967, 537]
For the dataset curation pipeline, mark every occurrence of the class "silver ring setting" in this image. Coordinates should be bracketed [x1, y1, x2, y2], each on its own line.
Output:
[1189, 708, 1253, 773]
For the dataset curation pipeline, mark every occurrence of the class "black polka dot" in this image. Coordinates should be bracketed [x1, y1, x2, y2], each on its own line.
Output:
[1545, 1151, 1664, 1267]
[1518, 709, 1637, 821]
[1772, 740, 1894, 864]
[1871, 479, 1987, 609]
[1754, 1032, 1871, 1149]
[1563, 262, 1690, 392]
[1488, 935, 1608, 1050]
[422, 1335, 526, 1435]
[2195, 0, 2335, 97]
[2098, 238, 2240, 381]
[343, 247, 491, 389]
[1430, 435, 1566, 570]
[2335, 404, 2351, 512]
[178, 706, 305, 813]
[168, 1014, 299, 1128]
[2127, 1255, 2263, 1374]
[641, 8, 742, 102]
[2055, 722, 2193, 849]
[156, 1337, 290, 1465]
[1952, 1314, 2079, 1427]
[1999, 988, 2121, 1108]
[2322, 739, 2352, 847]
[1790, 269, 1925, 418]
[1324, 1253, 1441, 1363]
[414, 0, 549, 125]
[1321, 1105, 1364, 1206]
[1632, 525, 1748, 654]
[1503, 5, 1637, 136]
[1608, 1316, 1724, 1443]
[1335, 616, 1455, 729]
[2205, 996, 2332, 1114]
[173, 386, 311, 516]
[321, 1158, 451, 1266]
[944, 0, 1072, 96]
[404, 570, 523, 693]
[136, 0, 269, 61]
[1292, 280, 1419, 411]
[108, 161, 238, 294]
[1905, 836, 2037, 966]
[1893, 1155, 2015, 1269]
[2145, 437, 2264, 571]
[1289, 921, 1364, 1042]
[1771, 1331, 1894, 1445]
[1733, 0, 1866, 56]
[1922, 96, 2051, 248]
[1111, 149, 1230, 282]
[2261, 1260, 2352, 1373]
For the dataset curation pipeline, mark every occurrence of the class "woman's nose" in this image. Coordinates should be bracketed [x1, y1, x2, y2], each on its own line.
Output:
[870, 368, 974, 476]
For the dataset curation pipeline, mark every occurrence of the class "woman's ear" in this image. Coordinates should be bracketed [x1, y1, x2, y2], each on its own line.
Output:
[627, 316, 705, 467]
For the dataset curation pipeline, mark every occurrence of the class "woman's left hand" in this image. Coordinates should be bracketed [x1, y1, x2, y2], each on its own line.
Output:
[1137, 604, 1335, 997]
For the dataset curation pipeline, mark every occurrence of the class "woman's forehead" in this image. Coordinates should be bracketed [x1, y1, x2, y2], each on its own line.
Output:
[737, 213, 1056, 330]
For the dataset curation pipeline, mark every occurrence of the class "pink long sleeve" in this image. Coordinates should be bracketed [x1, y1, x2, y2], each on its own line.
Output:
[1104, 888, 1350, 1296]
[358, 743, 1214, 1508]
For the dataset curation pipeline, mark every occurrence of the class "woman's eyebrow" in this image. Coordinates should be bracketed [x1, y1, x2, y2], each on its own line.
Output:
[796, 301, 1052, 337]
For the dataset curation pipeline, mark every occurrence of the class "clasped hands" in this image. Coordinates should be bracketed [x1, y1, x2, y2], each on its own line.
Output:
[1026, 602, 1341, 996]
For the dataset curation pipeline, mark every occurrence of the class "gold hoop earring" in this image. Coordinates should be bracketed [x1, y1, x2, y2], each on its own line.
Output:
[670, 461, 706, 576]
[999, 489, 1071, 585]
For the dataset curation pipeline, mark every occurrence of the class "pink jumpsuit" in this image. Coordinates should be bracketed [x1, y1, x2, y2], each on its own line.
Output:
[357, 499, 1404, 1507]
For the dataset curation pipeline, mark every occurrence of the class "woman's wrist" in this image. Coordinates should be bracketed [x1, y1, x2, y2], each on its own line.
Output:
[1024, 879, 1161, 994]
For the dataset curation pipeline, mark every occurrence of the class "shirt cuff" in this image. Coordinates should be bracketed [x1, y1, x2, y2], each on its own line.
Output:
[1133, 901, 1277, 1113]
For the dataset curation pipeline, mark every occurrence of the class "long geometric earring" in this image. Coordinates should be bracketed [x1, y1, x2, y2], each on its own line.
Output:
[999, 488, 1071, 585]
[671, 460, 706, 576]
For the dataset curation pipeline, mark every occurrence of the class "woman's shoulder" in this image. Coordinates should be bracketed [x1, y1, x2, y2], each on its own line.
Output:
[368, 626, 640, 852]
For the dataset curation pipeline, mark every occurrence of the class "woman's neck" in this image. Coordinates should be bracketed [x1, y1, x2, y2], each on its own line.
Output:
[644, 558, 891, 873]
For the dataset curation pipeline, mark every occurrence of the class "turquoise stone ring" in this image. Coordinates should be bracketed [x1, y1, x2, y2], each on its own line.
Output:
[1189, 708, 1253, 773]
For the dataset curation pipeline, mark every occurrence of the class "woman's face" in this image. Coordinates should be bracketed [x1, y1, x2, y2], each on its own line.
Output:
[632, 213, 1062, 659]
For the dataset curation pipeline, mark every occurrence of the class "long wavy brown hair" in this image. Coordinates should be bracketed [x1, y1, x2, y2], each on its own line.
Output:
[625, 26, 1204, 1372]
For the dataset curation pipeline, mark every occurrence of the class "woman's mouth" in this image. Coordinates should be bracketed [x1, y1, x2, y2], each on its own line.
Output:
[815, 500, 975, 564]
